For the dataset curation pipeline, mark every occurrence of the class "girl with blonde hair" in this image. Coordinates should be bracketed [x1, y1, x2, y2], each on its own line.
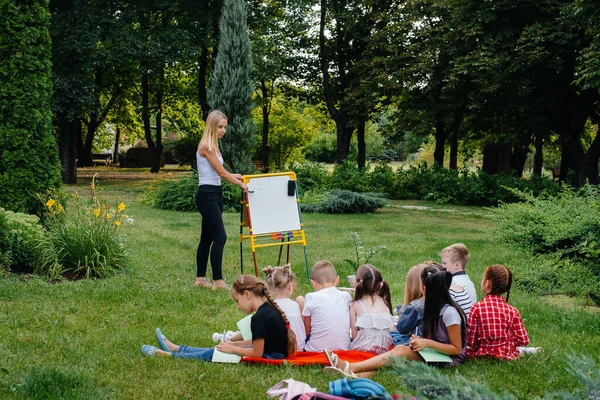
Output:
[194, 110, 247, 289]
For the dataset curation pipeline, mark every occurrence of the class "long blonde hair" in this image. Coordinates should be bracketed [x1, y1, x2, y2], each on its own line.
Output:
[402, 263, 428, 307]
[231, 274, 297, 357]
[198, 110, 227, 153]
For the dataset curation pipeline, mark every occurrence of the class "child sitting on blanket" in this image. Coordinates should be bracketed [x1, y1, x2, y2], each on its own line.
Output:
[391, 262, 428, 345]
[141, 274, 296, 360]
[324, 264, 468, 378]
[211, 264, 307, 350]
[297, 260, 352, 352]
[263, 264, 307, 352]
[467, 264, 540, 359]
[348, 264, 394, 354]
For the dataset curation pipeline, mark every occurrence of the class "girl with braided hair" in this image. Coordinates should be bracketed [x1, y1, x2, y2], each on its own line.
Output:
[348, 264, 394, 354]
[263, 264, 306, 351]
[466, 264, 539, 360]
[324, 264, 467, 378]
[141, 274, 296, 360]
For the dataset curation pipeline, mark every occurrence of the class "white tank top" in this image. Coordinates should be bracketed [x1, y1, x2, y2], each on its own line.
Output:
[196, 150, 223, 186]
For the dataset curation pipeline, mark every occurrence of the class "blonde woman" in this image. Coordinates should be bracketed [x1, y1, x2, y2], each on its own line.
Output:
[195, 110, 247, 289]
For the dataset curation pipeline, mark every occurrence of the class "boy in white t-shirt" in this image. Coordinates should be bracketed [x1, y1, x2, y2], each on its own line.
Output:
[440, 243, 477, 317]
[298, 260, 351, 352]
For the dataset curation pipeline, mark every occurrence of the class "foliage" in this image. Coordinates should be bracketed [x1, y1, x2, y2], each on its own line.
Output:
[492, 185, 600, 261]
[343, 231, 386, 273]
[0, 208, 45, 276]
[261, 99, 317, 170]
[330, 160, 374, 192]
[301, 190, 388, 214]
[144, 173, 240, 213]
[35, 178, 131, 279]
[208, 0, 255, 174]
[288, 162, 331, 193]
[391, 354, 600, 399]
[0, 0, 61, 214]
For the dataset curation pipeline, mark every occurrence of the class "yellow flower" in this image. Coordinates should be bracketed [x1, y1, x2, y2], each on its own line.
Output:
[102, 204, 108, 210]
[46, 199, 56, 208]
[105, 214, 111, 219]
[94, 208, 101, 217]
[118, 202, 126, 212]
[115, 221, 121, 227]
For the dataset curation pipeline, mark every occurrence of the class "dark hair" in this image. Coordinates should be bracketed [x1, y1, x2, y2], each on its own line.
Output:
[354, 264, 392, 313]
[484, 264, 513, 302]
[232, 275, 297, 356]
[420, 265, 466, 345]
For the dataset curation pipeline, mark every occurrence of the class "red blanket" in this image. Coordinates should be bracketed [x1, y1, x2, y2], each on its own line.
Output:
[242, 350, 378, 366]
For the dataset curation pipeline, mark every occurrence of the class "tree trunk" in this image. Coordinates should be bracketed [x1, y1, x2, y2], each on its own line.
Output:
[141, 60, 155, 149]
[433, 116, 446, 166]
[357, 118, 366, 170]
[482, 143, 511, 175]
[449, 130, 458, 170]
[532, 131, 543, 177]
[151, 65, 164, 173]
[260, 80, 270, 172]
[320, 0, 349, 164]
[510, 145, 529, 177]
[113, 126, 120, 165]
[58, 117, 79, 184]
[198, 46, 209, 120]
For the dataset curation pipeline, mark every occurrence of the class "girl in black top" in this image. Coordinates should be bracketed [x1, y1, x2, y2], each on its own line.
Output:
[141, 275, 296, 360]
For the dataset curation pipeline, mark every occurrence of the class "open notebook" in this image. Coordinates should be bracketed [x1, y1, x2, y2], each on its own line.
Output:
[211, 314, 253, 363]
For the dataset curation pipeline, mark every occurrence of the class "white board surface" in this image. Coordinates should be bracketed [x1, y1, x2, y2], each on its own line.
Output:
[246, 175, 301, 235]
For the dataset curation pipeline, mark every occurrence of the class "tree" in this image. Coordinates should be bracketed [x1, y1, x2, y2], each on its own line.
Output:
[208, 0, 255, 173]
[0, 0, 61, 214]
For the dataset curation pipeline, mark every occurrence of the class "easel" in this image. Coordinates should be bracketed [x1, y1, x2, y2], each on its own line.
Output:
[239, 172, 309, 281]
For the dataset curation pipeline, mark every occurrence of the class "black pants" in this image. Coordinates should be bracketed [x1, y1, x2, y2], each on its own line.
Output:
[196, 185, 226, 280]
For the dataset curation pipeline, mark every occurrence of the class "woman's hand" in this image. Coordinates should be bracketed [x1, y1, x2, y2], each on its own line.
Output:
[240, 183, 248, 193]
[232, 173, 243, 181]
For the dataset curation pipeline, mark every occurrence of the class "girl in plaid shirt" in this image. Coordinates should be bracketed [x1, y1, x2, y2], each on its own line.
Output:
[466, 264, 536, 360]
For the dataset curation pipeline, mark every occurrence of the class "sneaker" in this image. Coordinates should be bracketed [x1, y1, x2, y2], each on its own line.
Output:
[212, 330, 237, 343]
[518, 346, 543, 355]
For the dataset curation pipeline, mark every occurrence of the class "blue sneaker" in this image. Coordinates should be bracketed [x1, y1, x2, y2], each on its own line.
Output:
[155, 328, 172, 352]
[141, 345, 159, 357]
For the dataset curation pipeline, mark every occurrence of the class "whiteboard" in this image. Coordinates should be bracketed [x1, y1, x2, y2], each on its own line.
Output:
[246, 175, 301, 235]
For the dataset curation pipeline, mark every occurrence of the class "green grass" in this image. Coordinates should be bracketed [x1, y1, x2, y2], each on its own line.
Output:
[1, 178, 599, 399]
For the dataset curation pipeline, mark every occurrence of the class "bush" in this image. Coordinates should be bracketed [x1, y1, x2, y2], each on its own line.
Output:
[35, 180, 132, 279]
[301, 190, 388, 214]
[493, 185, 600, 259]
[288, 162, 331, 192]
[144, 172, 241, 213]
[0, 208, 44, 275]
[0, 2, 61, 215]
[330, 160, 373, 192]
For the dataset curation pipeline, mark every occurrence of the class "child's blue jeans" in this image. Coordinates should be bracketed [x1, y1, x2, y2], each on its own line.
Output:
[172, 346, 285, 361]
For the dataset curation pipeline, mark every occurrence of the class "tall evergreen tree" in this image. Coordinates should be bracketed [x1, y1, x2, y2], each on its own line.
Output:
[208, 0, 255, 173]
[0, 0, 61, 214]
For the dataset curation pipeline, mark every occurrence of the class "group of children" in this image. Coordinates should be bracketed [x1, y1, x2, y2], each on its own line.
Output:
[141, 243, 538, 377]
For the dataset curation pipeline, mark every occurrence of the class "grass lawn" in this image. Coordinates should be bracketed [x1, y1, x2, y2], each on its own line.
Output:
[1, 177, 599, 399]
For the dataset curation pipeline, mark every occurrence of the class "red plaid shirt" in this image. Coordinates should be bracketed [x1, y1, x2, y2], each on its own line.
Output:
[466, 294, 529, 360]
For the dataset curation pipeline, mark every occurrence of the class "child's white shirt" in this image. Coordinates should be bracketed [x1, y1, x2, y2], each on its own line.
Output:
[274, 298, 306, 352]
[302, 287, 351, 351]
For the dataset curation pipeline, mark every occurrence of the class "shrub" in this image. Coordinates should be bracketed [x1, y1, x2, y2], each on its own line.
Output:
[35, 179, 132, 279]
[144, 172, 241, 213]
[0, 208, 45, 275]
[301, 190, 388, 214]
[288, 162, 331, 192]
[0, 1, 62, 215]
[330, 160, 373, 192]
[492, 185, 600, 259]
[390, 354, 600, 399]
